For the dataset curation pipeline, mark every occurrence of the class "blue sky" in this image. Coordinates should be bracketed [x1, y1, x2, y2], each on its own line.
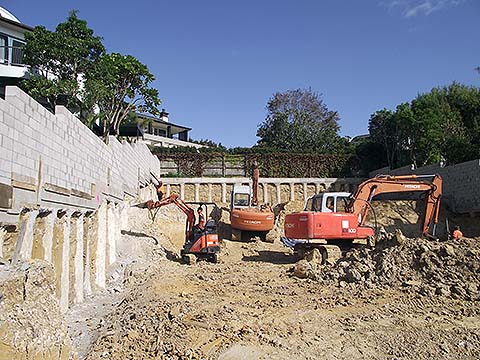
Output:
[3, 0, 480, 147]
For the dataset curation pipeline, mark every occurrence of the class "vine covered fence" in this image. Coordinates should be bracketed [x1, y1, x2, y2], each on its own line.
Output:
[156, 152, 350, 178]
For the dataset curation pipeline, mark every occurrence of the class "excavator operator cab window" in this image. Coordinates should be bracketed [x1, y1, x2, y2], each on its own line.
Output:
[313, 196, 323, 211]
[305, 197, 314, 211]
[326, 197, 335, 212]
[305, 195, 323, 211]
[337, 196, 350, 212]
[234, 193, 250, 207]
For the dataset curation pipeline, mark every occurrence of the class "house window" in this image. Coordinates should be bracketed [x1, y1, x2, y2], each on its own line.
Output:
[0, 35, 7, 64]
[0, 35, 26, 65]
[11, 39, 25, 65]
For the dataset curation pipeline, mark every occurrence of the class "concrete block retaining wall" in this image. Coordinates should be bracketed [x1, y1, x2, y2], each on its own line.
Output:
[162, 177, 363, 204]
[370, 159, 480, 214]
[0, 86, 160, 311]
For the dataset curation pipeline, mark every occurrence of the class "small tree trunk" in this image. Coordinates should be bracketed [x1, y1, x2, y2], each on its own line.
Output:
[103, 121, 109, 144]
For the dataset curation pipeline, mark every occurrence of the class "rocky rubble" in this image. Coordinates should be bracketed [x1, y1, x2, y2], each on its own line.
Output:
[0, 260, 73, 359]
[294, 231, 480, 300]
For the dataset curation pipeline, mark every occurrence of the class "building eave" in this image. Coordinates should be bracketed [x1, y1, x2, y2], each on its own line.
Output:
[0, 17, 34, 32]
[136, 113, 192, 132]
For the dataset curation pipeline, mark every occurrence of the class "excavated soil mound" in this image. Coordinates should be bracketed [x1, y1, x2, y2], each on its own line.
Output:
[364, 200, 421, 237]
[297, 233, 480, 301]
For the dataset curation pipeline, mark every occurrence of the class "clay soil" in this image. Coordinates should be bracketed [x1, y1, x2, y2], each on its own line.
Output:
[69, 202, 480, 360]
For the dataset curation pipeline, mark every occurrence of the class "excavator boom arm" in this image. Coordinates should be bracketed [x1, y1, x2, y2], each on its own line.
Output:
[347, 174, 442, 237]
[251, 161, 259, 207]
[146, 194, 196, 239]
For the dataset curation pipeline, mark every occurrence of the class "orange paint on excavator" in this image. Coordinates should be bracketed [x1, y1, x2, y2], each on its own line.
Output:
[282, 174, 442, 264]
[229, 161, 275, 241]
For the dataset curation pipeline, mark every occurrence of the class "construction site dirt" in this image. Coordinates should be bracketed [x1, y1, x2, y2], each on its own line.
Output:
[62, 200, 480, 360]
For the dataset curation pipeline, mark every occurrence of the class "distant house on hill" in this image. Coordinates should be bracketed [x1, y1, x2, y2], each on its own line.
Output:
[120, 109, 205, 149]
[349, 134, 370, 145]
[0, 7, 32, 98]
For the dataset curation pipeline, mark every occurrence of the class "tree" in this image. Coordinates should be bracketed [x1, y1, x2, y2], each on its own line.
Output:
[367, 82, 480, 169]
[444, 82, 480, 162]
[368, 109, 400, 169]
[21, 11, 104, 112]
[256, 88, 344, 153]
[350, 139, 388, 175]
[84, 53, 161, 142]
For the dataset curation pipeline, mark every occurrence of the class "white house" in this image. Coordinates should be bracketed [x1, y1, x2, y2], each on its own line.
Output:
[136, 109, 205, 149]
[0, 7, 32, 97]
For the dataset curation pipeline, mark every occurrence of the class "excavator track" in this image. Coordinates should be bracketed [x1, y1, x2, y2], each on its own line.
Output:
[318, 245, 342, 265]
[293, 243, 342, 265]
[182, 254, 197, 265]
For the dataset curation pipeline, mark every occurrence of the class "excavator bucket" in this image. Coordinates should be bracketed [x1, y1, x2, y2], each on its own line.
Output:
[131, 202, 149, 208]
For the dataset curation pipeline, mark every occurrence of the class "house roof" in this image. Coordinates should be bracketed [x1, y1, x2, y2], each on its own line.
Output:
[136, 113, 191, 134]
[0, 9, 34, 32]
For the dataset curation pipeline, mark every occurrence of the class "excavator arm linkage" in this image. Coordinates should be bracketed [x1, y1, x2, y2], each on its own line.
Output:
[145, 194, 196, 241]
[347, 174, 442, 237]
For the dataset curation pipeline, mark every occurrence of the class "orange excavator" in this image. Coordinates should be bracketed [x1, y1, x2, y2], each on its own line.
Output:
[143, 194, 220, 264]
[282, 174, 442, 263]
[230, 161, 275, 241]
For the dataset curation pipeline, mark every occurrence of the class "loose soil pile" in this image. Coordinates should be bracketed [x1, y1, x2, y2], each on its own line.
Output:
[295, 231, 480, 301]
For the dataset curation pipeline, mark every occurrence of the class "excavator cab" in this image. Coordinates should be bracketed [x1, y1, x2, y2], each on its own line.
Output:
[231, 185, 251, 209]
[304, 192, 352, 212]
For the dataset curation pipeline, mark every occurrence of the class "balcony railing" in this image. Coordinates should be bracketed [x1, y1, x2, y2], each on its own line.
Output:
[0, 46, 26, 66]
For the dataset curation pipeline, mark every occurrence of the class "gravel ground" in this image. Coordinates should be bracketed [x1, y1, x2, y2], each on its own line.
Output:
[71, 204, 480, 360]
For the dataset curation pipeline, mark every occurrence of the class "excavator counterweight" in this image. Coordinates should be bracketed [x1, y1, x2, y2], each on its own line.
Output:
[229, 161, 275, 241]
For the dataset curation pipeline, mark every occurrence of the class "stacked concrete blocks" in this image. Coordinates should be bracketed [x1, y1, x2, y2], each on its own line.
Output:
[0, 86, 162, 312]
[0, 86, 160, 224]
